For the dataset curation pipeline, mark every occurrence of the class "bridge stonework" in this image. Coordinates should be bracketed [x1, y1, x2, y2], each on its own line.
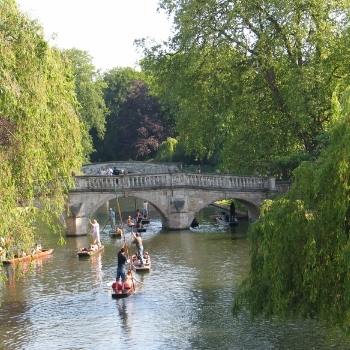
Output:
[67, 173, 278, 236]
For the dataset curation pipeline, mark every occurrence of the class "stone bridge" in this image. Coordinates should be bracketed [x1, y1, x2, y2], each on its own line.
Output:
[67, 172, 281, 236]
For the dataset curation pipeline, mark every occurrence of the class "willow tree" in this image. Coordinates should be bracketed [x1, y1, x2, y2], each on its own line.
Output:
[235, 88, 350, 328]
[0, 0, 83, 258]
[141, 0, 350, 175]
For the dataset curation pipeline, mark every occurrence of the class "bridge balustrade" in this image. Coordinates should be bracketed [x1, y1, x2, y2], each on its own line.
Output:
[73, 173, 274, 192]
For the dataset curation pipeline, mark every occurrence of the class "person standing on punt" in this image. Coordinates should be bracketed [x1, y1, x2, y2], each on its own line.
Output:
[230, 201, 236, 221]
[132, 232, 144, 266]
[89, 219, 101, 247]
[142, 200, 149, 218]
[109, 208, 116, 230]
[116, 247, 128, 282]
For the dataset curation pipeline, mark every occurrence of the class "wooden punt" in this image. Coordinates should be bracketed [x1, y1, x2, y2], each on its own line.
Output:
[2, 249, 54, 265]
[77, 245, 104, 257]
[131, 254, 151, 272]
[110, 229, 123, 238]
[112, 285, 136, 299]
[111, 278, 136, 298]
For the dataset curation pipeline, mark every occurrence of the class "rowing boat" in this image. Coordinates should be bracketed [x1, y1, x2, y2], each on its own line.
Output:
[131, 253, 151, 272]
[141, 218, 150, 225]
[77, 245, 104, 257]
[2, 249, 54, 265]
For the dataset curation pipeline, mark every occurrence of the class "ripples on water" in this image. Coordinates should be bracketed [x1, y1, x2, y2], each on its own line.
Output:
[0, 214, 349, 350]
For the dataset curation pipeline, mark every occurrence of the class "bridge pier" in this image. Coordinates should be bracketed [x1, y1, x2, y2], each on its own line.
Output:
[66, 215, 89, 236]
[164, 212, 195, 230]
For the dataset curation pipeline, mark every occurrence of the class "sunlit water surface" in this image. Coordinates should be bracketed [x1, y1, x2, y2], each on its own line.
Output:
[0, 207, 349, 350]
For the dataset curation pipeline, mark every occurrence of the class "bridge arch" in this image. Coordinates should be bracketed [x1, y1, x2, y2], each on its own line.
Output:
[191, 195, 260, 224]
[67, 172, 279, 235]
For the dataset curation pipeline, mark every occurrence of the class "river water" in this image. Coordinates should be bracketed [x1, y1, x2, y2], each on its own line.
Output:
[0, 204, 349, 350]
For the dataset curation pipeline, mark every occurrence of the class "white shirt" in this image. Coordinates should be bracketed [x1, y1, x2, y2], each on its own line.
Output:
[92, 222, 100, 239]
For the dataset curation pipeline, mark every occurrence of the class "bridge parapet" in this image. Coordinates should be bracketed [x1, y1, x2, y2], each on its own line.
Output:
[73, 172, 276, 192]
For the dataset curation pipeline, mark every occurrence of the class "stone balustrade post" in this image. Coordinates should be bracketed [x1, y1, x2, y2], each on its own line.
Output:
[268, 177, 276, 191]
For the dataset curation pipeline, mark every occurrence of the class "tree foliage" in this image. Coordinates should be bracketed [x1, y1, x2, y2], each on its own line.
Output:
[0, 0, 83, 258]
[235, 88, 350, 328]
[63, 48, 108, 158]
[141, 0, 350, 175]
[92, 68, 174, 161]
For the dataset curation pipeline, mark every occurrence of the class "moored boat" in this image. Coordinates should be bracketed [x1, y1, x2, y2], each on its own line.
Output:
[141, 218, 150, 225]
[2, 248, 54, 265]
[137, 227, 146, 233]
[131, 253, 151, 272]
[77, 245, 104, 257]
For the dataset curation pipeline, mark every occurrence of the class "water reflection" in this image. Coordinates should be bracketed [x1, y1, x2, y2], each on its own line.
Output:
[0, 212, 350, 349]
[116, 299, 132, 334]
[90, 253, 103, 286]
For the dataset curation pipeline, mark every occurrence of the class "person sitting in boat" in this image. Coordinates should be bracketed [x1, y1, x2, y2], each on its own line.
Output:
[31, 243, 42, 255]
[116, 247, 128, 282]
[132, 232, 144, 266]
[135, 209, 142, 225]
[116, 227, 124, 237]
[90, 244, 98, 251]
[89, 218, 101, 247]
[127, 216, 134, 227]
[123, 270, 133, 289]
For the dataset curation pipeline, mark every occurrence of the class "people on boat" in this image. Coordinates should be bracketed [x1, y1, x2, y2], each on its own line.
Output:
[142, 200, 149, 218]
[230, 201, 236, 221]
[116, 247, 128, 282]
[220, 211, 230, 222]
[127, 216, 134, 227]
[109, 208, 116, 230]
[115, 227, 124, 237]
[89, 218, 101, 247]
[132, 232, 144, 266]
[135, 209, 142, 224]
[123, 270, 134, 289]
[31, 243, 42, 255]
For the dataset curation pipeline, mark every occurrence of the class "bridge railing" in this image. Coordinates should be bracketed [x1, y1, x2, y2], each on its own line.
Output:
[73, 173, 276, 192]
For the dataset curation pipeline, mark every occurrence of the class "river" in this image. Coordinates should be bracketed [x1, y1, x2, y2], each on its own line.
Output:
[0, 203, 349, 350]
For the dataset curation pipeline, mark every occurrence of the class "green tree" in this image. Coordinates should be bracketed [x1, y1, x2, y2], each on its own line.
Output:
[92, 68, 174, 161]
[141, 0, 350, 175]
[64, 48, 108, 158]
[235, 88, 350, 329]
[0, 0, 83, 258]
